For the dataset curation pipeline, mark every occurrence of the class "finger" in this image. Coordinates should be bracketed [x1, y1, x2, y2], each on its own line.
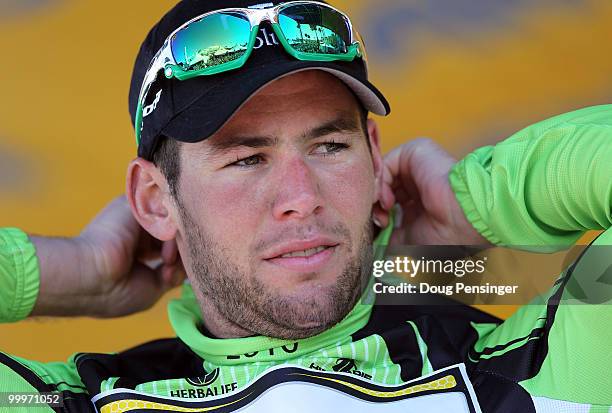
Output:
[161, 263, 176, 287]
[172, 248, 187, 286]
[160, 263, 186, 288]
[385, 138, 453, 196]
[382, 162, 394, 186]
[136, 230, 163, 262]
[384, 143, 420, 201]
[377, 164, 394, 210]
[161, 239, 178, 265]
[394, 187, 418, 206]
[379, 180, 396, 211]
[172, 264, 187, 287]
[372, 203, 389, 229]
[384, 145, 408, 181]
[401, 200, 422, 228]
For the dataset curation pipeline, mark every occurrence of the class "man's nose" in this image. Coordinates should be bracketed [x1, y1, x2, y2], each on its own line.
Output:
[271, 155, 323, 221]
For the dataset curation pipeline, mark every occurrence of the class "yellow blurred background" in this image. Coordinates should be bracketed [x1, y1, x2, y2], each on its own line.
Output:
[1, 0, 611, 362]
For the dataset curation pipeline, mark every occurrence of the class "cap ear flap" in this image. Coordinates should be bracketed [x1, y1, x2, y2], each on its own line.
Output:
[138, 71, 173, 159]
[129, 30, 160, 126]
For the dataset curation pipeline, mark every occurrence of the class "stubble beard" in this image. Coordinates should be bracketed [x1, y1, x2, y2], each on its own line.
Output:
[178, 204, 374, 340]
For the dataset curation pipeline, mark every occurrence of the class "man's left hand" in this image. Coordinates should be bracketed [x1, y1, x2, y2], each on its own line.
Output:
[375, 138, 490, 246]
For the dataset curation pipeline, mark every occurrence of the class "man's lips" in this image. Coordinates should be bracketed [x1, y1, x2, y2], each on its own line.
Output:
[263, 239, 340, 272]
[263, 239, 340, 260]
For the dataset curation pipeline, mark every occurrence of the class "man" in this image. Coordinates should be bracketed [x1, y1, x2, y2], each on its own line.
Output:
[1, 0, 611, 412]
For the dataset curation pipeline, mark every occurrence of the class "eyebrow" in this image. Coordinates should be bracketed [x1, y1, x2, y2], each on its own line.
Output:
[205, 113, 361, 157]
[304, 115, 362, 141]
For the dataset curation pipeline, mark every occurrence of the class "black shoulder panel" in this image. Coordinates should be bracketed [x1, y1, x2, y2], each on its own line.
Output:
[75, 337, 205, 396]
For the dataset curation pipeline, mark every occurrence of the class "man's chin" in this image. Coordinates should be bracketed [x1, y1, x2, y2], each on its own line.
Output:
[256, 286, 359, 340]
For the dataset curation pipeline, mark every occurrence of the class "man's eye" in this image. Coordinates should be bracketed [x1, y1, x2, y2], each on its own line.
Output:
[232, 154, 263, 167]
[314, 141, 349, 155]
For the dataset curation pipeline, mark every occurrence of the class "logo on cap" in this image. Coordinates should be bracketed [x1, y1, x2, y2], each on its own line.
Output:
[143, 90, 162, 118]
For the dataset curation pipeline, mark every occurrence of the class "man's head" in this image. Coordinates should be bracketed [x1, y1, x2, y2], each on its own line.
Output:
[126, 0, 390, 340]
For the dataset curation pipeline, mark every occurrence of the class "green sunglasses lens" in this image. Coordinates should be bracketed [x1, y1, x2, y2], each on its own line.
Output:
[278, 4, 351, 55]
[170, 12, 251, 71]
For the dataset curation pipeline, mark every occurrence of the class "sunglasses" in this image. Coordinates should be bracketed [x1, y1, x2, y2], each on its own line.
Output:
[135, 1, 365, 145]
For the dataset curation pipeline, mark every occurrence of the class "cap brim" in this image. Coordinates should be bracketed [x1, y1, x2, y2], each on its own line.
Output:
[162, 59, 390, 144]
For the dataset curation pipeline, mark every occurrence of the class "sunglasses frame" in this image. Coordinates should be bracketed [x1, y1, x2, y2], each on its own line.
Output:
[135, 1, 364, 146]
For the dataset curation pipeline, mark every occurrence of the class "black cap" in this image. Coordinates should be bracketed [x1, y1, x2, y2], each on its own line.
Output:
[128, 0, 391, 160]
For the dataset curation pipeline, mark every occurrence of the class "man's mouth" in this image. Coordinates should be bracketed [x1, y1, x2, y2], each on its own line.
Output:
[264, 239, 339, 260]
[263, 240, 340, 272]
[278, 246, 330, 258]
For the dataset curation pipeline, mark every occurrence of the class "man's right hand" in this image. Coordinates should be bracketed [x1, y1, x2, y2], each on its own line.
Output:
[30, 196, 185, 318]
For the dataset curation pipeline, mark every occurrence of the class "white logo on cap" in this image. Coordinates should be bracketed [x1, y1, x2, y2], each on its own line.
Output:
[143, 90, 162, 118]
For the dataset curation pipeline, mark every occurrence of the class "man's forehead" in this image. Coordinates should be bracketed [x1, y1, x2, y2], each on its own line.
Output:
[204, 109, 362, 152]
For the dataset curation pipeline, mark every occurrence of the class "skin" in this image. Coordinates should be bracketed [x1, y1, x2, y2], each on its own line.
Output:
[31, 196, 184, 318]
[382, 139, 489, 246]
[127, 71, 386, 339]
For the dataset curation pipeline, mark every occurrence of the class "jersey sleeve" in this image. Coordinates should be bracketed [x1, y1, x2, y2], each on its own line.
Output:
[467, 229, 612, 407]
[0, 229, 91, 409]
[452, 106, 612, 407]
[0, 228, 40, 323]
[449, 104, 612, 247]
[0, 351, 90, 411]
[0, 361, 55, 413]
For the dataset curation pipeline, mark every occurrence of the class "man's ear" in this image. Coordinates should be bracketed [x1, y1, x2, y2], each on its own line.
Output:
[126, 158, 177, 241]
[366, 118, 384, 202]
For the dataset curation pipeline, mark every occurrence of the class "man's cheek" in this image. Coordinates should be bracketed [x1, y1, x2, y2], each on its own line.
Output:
[323, 166, 375, 213]
[205, 177, 252, 205]
[202, 183, 263, 230]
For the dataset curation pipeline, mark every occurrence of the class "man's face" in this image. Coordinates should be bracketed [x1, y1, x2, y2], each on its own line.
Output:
[171, 71, 382, 339]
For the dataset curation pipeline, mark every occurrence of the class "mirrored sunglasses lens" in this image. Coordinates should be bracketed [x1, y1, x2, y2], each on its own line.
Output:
[278, 4, 350, 55]
[171, 12, 251, 71]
